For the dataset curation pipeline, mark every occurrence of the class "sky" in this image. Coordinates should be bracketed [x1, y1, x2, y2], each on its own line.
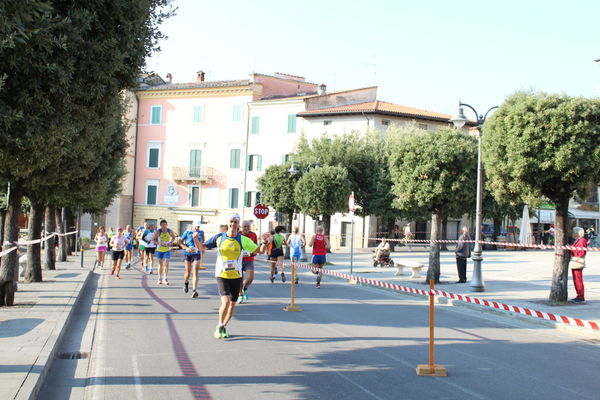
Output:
[147, 0, 600, 116]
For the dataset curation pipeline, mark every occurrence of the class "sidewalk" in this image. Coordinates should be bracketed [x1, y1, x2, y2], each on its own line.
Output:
[321, 245, 600, 335]
[0, 251, 95, 400]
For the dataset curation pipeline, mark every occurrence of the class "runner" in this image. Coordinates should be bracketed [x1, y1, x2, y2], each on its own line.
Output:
[268, 226, 286, 283]
[180, 220, 205, 298]
[124, 225, 134, 269]
[93, 226, 108, 270]
[286, 226, 305, 284]
[136, 223, 147, 259]
[142, 224, 157, 274]
[109, 227, 129, 279]
[239, 219, 259, 303]
[203, 214, 260, 339]
[153, 220, 176, 284]
[308, 226, 330, 288]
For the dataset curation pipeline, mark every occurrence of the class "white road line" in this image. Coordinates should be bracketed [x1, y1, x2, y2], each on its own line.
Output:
[131, 354, 144, 400]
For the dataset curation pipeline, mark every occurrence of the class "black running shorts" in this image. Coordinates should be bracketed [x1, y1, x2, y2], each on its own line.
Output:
[216, 277, 242, 301]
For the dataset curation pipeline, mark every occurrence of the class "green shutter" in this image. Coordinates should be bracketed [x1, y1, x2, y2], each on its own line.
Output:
[232, 104, 241, 122]
[287, 114, 296, 133]
[149, 148, 159, 168]
[251, 116, 260, 134]
[230, 149, 240, 168]
[151, 106, 161, 124]
[189, 149, 201, 176]
[257, 155, 262, 171]
[244, 191, 251, 207]
[147, 185, 157, 205]
[229, 188, 239, 208]
[190, 186, 200, 207]
[193, 105, 204, 123]
[246, 155, 251, 171]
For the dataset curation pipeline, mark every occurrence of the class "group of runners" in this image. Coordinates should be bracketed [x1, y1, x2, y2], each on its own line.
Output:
[92, 214, 331, 339]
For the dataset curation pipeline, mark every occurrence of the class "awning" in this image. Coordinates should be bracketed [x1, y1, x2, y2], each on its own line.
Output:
[530, 209, 600, 224]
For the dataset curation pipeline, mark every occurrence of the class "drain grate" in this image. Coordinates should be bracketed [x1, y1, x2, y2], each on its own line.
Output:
[57, 352, 89, 359]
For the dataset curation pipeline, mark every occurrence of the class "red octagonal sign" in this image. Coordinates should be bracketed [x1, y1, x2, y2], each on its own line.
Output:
[253, 204, 269, 219]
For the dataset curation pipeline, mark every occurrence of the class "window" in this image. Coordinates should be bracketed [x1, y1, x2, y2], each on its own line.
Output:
[145, 218, 157, 226]
[150, 105, 161, 125]
[228, 188, 239, 208]
[381, 119, 390, 126]
[251, 116, 260, 134]
[324, 120, 332, 126]
[287, 114, 297, 133]
[281, 154, 290, 164]
[230, 148, 241, 168]
[147, 143, 161, 168]
[189, 149, 201, 177]
[244, 191, 253, 207]
[193, 105, 204, 123]
[232, 104, 242, 122]
[179, 221, 193, 234]
[189, 185, 200, 207]
[246, 154, 262, 171]
[418, 123, 428, 130]
[146, 180, 159, 205]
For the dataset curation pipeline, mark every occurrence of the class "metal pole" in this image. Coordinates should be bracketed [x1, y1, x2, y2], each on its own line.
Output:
[471, 128, 485, 292]
[350, 212, 355, 274]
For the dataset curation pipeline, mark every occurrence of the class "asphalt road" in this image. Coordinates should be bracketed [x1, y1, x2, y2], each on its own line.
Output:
[40, 252, 600, 400]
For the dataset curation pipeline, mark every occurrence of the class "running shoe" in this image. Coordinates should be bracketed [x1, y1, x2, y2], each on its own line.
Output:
[294, 275, 299, 284]
[164, 279, 169, 285]
[570, 298, 586, 304]
[214, 325, 224, 339]
[243, 289, 249, 300]
[221, 326, 229, 338]
[157, 279, 162, 285]
[126, 262, 131, 270]
[184, 281, 189, 293]
[149, 268, 153, 274]
[316, 282, 320, 289]
[270, 276, 275, 283]
[191, 290, 199, 298]
[110, 269, 114, 275]
[237, 295, 244, 304]
[115, 275, 121, 279]
[281, 272, 286, 282]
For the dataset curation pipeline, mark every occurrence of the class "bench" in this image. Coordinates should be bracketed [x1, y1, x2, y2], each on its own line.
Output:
[395, 261, 426, 279]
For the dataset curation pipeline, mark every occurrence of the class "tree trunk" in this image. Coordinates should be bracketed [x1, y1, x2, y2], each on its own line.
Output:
[426, 212, 442, 284]
[65, 207, 74, 255]
[549, 200, 570, 303]
[56, 207, 68, 262]
[440, 216, 448, 251]
[322, 214, 332, 253]
[0, 209, 5, 246]
[492, 216, 502, 250]
[25, 202, 44, 283]
[0, 182, 23, 306]
[43, 206, 56, 270]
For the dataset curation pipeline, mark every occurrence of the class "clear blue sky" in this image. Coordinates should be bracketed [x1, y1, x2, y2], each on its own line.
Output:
[147, 0, 600, 115]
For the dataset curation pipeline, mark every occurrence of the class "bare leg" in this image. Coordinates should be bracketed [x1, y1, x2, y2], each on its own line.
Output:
[219, 296, 236, 325]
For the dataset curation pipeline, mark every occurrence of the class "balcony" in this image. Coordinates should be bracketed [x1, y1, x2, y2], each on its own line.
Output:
[172, 166, 215, 183]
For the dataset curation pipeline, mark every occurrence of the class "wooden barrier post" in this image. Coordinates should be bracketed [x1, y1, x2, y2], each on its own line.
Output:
[284, 262, 302, 312]
[416, 280, 447, 376]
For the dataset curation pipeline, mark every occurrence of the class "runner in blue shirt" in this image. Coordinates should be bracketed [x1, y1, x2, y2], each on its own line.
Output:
[180, 220, 205, 298]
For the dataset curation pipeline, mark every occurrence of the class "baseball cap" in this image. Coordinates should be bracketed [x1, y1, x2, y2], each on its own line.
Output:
[193, 220, 202, 228]
[229, 213, 241, 222]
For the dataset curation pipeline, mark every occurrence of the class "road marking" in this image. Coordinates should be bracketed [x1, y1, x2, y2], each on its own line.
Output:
[333, 370, 387, 400]
[131, 355, 143, 400]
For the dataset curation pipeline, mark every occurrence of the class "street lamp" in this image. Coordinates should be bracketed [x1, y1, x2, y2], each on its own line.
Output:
[450, 102, 498, 292]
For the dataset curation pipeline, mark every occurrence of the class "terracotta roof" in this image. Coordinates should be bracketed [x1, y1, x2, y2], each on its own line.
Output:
[135, 79, 251, 91]
[298, 100, 453, 122]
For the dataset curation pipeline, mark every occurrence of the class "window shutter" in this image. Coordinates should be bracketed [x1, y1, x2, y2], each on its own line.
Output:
[246, 155, 251, 171]
[229, 188, 239, 208]
[147, 185, 157, 205]
[149, 148, 159, 168]
[287, 114, 296, 133]
[257, 155, 262, 171]
[251, 116, 260, 134]
[230, 149, 240, 168]
[193, 105, 204, 123]
[151, 106, 161, 124]
[189, 149, 201, 176]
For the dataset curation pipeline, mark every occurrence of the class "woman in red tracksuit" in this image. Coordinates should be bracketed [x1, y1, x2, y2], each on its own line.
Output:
[569, 227, 588, 304]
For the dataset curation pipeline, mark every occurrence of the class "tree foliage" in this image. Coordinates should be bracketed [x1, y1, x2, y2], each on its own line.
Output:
[484, 91, 600, 302]
[388, 126, 478, 282]
[256, 163, 300, 229]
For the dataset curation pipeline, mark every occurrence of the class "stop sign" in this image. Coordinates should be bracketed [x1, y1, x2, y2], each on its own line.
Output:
[253, 204, 269, 219]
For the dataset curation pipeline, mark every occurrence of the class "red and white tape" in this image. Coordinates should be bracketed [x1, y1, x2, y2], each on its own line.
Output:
[290, 260, 600, 331]
[0, 231, 78, 258]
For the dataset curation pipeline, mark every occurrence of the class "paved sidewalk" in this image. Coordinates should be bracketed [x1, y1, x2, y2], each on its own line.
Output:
[319, 245, 600, 334]
[0, 251, 95, 400]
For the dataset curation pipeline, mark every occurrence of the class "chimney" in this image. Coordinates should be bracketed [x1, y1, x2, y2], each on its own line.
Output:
[166, 73, 172, 83]
[318, 83, 327, 95]
[197, 70, 205, 82]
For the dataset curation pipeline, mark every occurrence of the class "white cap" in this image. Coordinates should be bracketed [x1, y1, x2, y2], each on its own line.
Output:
[229, 213, 241, 222]
[192, 220, 202, 228]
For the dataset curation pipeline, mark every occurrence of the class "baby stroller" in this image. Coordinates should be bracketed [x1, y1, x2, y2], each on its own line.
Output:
[372, 250, 394, 268]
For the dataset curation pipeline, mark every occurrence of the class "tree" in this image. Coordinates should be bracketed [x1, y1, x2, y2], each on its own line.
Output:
[294, 166, 352, 237]
[256, 164, 300, 232]
[483, 91, 600, 303]
[389, 126, 478, 283]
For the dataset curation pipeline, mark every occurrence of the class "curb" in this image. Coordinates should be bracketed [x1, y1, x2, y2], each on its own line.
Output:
[15, 265, 93, 400]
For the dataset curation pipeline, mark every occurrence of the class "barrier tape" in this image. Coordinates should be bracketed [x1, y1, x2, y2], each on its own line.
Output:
[289, 260, 600, 331]
[365, 236, 599, 252]
[0, 231, 78, 258]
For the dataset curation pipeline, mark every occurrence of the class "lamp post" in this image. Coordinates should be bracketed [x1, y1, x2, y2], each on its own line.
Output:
[450, 102, 498, 292]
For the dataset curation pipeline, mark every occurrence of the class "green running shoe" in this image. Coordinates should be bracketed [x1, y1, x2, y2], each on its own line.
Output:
[243, 289, 249, 300]
[221, 326, 229, 338]
[214, 325, 224, 339]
